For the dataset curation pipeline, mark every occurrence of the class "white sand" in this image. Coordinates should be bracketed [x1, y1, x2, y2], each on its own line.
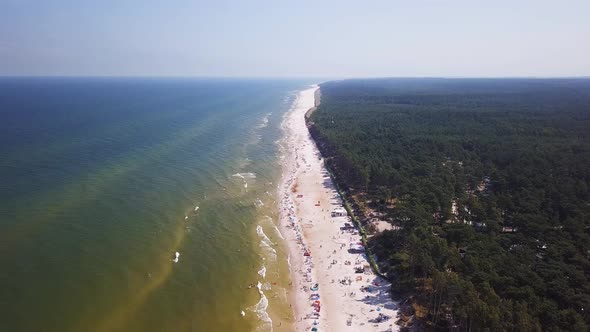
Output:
[279, 86, 399, 332]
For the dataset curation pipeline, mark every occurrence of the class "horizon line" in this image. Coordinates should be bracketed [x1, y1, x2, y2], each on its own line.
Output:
[1, 74, 590, 80]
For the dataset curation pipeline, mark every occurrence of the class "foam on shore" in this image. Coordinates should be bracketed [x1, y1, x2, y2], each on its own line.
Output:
[257, 225, 276, 263]
[232, 172, 257, 179]
[248, 281, 273, 332]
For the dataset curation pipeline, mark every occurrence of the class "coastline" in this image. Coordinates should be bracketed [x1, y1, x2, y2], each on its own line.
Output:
[303, 88, 321, 120]
[279, 86, 399, 331]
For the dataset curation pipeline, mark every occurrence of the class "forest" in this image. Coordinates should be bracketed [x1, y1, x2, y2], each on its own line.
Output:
[308, 78, 590, 331]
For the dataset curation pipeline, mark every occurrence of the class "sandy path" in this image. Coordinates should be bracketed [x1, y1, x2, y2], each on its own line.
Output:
[278, 86, 399, 332]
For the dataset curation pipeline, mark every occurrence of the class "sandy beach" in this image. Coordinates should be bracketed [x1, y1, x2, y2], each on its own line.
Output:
[279, 86, 399, 332]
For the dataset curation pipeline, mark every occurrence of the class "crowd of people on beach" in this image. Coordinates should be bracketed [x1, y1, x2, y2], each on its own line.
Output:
[278, 87, 398, 331]
[280, 138, 322, 325]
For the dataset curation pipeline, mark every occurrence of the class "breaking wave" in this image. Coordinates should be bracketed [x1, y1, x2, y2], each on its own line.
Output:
[248, 281, 273, 332]
[257, 225, 277, 261]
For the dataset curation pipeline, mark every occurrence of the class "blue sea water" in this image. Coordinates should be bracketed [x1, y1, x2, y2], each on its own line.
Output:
[0, 77, 312, 332]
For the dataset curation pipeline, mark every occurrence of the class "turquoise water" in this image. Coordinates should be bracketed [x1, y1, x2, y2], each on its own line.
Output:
[0, 78, 311, 331]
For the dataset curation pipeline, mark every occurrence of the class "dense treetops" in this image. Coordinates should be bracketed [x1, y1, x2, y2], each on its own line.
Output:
[308, 78, 590, 331]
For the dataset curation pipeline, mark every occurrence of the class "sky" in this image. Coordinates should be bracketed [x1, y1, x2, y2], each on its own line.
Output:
[1, 0, 589, 77]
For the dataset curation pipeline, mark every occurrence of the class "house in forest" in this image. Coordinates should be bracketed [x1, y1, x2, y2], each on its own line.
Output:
[474, 222, 487, 230]
[476, 176, 492, 195]
[501, 226, 518, 233]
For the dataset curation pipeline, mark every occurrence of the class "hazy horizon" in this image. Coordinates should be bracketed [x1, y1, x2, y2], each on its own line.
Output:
[1, 0, 589, 77]
[2, 75, 590, 80]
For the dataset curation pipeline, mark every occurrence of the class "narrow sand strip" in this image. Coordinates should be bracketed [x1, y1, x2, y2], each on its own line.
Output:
[279, 86, 399, 332]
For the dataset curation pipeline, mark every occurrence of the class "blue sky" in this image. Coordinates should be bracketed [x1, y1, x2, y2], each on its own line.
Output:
[1, 0, 588, 77]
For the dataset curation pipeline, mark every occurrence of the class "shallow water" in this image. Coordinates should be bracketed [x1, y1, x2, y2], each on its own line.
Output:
[0, 77, 312, 332]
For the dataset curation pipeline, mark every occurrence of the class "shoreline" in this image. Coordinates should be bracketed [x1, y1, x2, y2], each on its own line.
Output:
[303, 88, 321, 120]
[278, 86, 399, 331]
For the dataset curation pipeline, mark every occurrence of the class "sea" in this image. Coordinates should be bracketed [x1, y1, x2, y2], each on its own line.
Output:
[0, 77, 313, 332]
